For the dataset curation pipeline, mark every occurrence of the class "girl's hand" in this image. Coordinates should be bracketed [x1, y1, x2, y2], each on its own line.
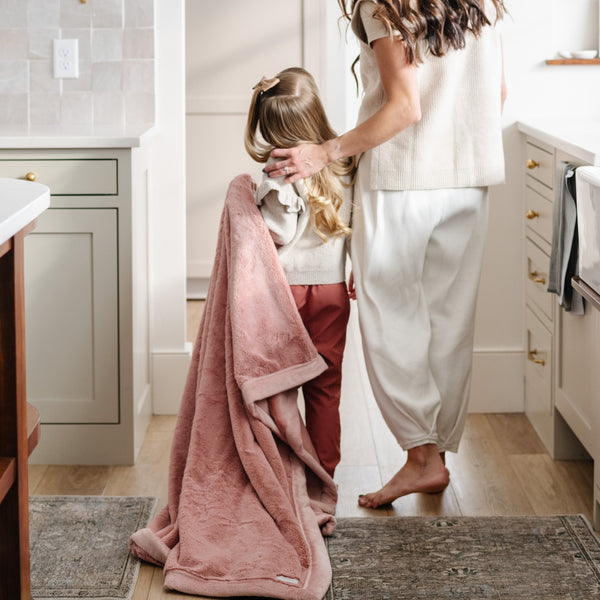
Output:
[348, 271, 356, 300]
[265, 143, 331, 183]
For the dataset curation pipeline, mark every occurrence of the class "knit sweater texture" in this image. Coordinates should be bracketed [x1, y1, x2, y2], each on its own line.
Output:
[351, 0, 505, 191]
[255, 168, 351, 286]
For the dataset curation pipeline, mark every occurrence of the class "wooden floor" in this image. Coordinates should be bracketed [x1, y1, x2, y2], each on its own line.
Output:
[28, 300, 594, 599]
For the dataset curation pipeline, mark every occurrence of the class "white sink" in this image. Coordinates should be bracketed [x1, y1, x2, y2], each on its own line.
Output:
[576, 166, 600, 295]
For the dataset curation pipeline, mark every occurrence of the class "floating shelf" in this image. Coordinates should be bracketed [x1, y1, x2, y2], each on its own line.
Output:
[546, 58, 600, 65]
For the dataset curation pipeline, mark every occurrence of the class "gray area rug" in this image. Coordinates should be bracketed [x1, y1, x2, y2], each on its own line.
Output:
[325, 516, 600, 599]
[30, 495, 157, 600]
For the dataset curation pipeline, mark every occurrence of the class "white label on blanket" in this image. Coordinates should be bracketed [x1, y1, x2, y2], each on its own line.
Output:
[276, 575, 300, 585]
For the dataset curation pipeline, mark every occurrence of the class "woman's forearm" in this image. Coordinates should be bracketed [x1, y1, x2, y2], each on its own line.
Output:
[267, 97, 420, 182]
[324, 100, 421, 164]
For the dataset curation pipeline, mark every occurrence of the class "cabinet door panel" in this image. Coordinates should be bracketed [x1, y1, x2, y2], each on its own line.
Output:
[186, 1, 303, 114]
[186, 114, 259, 278]
[555, 307, 595, 455]
[24, 209, 119, 424]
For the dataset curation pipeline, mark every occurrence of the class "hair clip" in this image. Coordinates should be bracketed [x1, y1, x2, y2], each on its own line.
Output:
[253, 76, 280, 94]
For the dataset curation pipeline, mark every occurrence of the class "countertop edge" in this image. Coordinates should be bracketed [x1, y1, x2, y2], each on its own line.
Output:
[0, 125, 158, 150]
[517, 120, 600, 165]
[0, 180, 51, 246]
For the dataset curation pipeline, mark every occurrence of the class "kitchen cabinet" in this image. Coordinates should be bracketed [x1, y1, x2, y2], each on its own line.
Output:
[519, 120, 600, 528]
[522, 138, 559, 450]
[0, 140, 153, 465]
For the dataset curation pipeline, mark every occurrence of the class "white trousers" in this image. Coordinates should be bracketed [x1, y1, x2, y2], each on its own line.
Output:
[350, 158, 489, 453]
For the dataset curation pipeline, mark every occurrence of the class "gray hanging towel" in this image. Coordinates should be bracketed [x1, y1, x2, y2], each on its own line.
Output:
[548, 163, 584, 314]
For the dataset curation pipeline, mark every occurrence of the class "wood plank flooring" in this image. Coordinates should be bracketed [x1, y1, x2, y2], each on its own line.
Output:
[28, 300, 594, 599]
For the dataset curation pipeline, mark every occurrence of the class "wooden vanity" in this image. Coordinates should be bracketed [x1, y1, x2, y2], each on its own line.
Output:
[0, 178, 50, 599]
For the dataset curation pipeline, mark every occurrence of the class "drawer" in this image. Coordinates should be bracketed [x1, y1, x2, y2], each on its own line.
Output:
[525, 173, 553, 202]
[525, 238, 553, 324]
[0, 159, 117, 195]
[524, 142, 554, 189]
[525, 184, 553, 243]
[525, 306, 552, 415]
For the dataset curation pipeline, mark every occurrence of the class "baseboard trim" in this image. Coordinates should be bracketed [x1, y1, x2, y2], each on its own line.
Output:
[186, 277, 209, 300]
[134, 383, 153, 459]
[152, 344, 193, 414]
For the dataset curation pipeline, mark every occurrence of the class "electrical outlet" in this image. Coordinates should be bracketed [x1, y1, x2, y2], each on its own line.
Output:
[53, 39, 79, 79]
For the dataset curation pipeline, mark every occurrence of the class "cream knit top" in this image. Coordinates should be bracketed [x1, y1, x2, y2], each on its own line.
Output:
[351, 0, 505, 191]
[255, 164, 351, 285]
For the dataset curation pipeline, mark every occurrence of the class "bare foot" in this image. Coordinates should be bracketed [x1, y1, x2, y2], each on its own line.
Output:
[358, 444, 449, 509]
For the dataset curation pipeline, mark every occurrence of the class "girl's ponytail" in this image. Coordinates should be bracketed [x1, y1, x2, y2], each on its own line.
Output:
[245, 77, 281, 163]
[244, 87, 264, 163]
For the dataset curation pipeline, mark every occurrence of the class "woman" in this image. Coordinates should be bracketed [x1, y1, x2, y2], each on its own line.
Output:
[266, 0, 507, 508]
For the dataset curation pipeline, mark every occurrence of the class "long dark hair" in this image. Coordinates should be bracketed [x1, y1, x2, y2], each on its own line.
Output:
[338, 0, 507, 64]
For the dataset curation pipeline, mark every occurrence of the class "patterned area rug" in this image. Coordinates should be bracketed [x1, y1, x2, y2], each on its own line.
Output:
[325, 516, 600, 600]
[30, 495, 157, 600]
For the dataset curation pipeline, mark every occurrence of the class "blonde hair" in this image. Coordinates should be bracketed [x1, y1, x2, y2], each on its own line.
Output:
[245, 67, 355, 241]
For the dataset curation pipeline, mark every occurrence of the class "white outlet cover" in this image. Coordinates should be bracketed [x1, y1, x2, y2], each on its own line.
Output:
[53, 39, 79, 79]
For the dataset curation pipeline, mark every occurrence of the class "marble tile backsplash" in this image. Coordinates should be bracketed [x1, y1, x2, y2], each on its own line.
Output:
[0, 0, 155, 134]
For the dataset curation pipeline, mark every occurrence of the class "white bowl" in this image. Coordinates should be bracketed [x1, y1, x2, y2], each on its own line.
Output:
[570, 50, 598, 59]
[558, 50, 572, 59]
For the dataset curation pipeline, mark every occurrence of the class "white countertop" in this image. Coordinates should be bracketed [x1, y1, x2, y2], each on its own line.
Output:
[0, 178, 50, 245]
[517, 118, 600, 165]
[0, 125, 157, 149]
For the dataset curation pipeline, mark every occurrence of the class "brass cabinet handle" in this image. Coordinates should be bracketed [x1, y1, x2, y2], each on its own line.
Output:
[526, 209, 539, 220]
[528, 270, 546, 285]
[528, 349, 546, 366]
[25, 172, 37, 182]
[526, 159, 540, 169]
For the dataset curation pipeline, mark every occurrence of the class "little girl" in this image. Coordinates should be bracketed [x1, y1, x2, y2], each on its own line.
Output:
[245, 67, 355, 478]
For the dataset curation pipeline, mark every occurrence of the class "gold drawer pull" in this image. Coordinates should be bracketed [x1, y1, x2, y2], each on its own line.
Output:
[526, 209, 539, 220]
[526, 159, 540, 169]
[528, 270, 546, 285]
[25, 172, 37, 182]
[528, 349, 546, 366]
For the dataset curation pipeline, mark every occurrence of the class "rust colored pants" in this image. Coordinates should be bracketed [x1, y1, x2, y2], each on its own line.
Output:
[290, 282, 350, 478]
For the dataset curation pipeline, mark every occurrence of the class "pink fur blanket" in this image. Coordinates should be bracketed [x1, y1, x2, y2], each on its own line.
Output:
[130, 174, 337, 599]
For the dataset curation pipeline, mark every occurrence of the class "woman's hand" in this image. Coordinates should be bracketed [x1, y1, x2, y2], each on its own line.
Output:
[264, 142, 332, 183]
[264, 37, 418, 185]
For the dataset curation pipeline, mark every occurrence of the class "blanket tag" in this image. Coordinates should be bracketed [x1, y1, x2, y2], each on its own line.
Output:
[276, 575, 300, 585]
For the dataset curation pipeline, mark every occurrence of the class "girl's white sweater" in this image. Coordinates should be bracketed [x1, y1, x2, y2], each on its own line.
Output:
[255, 171, 351, 286]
